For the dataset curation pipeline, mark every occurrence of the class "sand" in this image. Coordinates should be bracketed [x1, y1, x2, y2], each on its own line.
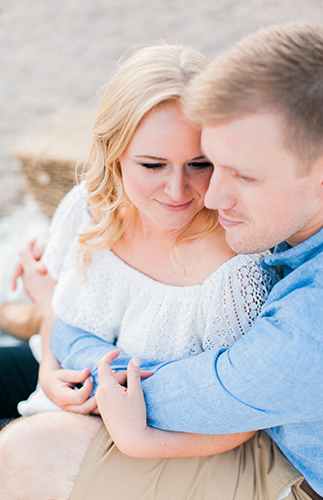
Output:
[1, 0, 323, 216]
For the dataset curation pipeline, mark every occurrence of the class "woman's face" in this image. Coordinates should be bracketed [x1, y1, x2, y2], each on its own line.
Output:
[119, 103, 214, 232]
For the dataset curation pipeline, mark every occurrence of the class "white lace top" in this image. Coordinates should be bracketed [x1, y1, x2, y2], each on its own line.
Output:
[42, 183, 280, 362]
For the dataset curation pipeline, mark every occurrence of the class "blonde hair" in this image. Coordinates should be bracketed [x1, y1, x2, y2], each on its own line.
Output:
[184, 21, 323, 174]
[79, 44, 217, 266]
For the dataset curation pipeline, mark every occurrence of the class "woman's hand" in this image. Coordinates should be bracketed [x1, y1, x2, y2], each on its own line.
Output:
[12, 239, 47, 294]
[96, 350, 155, 455]
[13, 240, 57, 328]
[39, 352, 98, 414]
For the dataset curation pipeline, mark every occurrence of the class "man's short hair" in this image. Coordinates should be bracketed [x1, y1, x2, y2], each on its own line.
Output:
[184, 22, 323, 174]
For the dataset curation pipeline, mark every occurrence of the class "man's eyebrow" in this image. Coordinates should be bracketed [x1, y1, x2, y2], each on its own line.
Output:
[199, 147, 248, 171]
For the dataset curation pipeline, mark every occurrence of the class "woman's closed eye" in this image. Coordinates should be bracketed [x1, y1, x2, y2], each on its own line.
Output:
[140, 162, 165, 169]
[139, 160, 213, 171]
[187, 160, 213, 170]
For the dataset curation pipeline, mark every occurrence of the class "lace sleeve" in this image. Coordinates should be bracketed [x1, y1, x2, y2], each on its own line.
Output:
[202, 255, 280, 351]
[41, 182, 90, 281]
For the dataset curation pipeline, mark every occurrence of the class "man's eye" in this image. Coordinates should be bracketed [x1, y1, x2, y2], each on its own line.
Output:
[188, 161, 213, 170]
[237, 174, 254, 182]
[231, 170, 254, 182]
[141, 163, 165, 169]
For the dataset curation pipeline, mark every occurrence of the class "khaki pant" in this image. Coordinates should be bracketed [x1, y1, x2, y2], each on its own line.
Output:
[71, 426, 307, 500]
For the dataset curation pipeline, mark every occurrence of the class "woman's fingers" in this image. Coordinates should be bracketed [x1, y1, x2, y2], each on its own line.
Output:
[53, 372, 94, 408]
[97, 349, 121, 381]
[100, 353, 154, 387]
[64, 395, 98, 415]
[29, 240, 47, 274]
[139, 370, 154, 379]
[59, 367, 91, 384]
[12, 239, 48, 290]
[79, 374, 95, 399]
[113, 370, 127, 386]
[11, 261, 24, 290]
[90, 405, 100, 416]
[113, 369, 153, 385]
[32, 240, 47, 261]
[126, 357, 143, 397]
[19, 240, 38, 271]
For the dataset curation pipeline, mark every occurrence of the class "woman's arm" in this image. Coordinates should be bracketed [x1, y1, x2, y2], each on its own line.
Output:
[96, 351, 256, 459]
[15, 242, 98, 413]
[39, 322, 98, 413]
[17, 240, 57, 330]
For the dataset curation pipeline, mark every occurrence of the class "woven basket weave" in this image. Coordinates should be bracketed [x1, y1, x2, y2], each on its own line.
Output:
[13, 109, 94, 218]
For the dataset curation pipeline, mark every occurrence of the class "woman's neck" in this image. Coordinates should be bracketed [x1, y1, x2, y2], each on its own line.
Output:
[132, 212, 183, 247]
[111, 214, 236, 287]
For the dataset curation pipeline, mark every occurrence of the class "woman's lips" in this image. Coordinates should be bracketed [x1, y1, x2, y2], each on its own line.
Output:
[218, 212, 243, 228]
[156, 200, 193, 212]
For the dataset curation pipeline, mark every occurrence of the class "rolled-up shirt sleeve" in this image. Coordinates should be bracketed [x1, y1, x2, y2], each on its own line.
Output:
[142, 286, 323, 433]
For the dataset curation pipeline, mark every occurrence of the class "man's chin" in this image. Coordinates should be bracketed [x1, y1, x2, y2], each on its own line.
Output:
[224, 232, 269, 254]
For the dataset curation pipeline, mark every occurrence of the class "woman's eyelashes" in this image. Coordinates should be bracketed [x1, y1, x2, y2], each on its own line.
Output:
[140, 162, 165, 169]
[187, 161, 213, 170]
[139, 160, 213, 170]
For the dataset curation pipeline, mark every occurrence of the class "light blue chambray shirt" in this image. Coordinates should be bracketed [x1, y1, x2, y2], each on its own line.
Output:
[51, 227, 323, 495]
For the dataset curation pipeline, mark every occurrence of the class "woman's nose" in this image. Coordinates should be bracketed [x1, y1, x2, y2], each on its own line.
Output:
[164, 169, 189, 201]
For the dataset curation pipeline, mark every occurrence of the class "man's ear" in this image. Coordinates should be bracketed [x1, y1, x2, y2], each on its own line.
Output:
[315, 155, 323, 199]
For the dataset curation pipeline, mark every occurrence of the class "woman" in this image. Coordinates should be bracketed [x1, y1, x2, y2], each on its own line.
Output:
[0, 43, 280, 499]
[17, 43, 276, 417]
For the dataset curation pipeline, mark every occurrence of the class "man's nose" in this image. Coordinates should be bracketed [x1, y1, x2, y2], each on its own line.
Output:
[204, 169, 235, 210]
[164, 169, 189, 201]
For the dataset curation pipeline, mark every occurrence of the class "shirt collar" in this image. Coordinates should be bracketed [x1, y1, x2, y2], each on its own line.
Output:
[262, 226, 323, 272]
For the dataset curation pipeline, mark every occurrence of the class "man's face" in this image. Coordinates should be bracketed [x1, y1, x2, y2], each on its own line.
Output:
[202, 112, 323, 253]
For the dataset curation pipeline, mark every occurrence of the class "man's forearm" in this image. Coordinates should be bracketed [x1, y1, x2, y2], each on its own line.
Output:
[51, 320, 162, 374]
[142, 319, 323, 434]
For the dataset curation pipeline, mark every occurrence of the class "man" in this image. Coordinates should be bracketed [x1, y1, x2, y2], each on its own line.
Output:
[1, 21, 323, 500]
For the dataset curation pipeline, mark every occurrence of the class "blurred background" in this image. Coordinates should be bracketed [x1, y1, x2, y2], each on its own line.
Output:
[1, 0, 323, 341]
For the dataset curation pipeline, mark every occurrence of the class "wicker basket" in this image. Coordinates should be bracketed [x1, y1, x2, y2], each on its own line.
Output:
[13, 108, 95, 218]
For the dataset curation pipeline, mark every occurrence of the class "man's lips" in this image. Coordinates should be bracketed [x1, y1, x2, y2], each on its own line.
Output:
[156, 200, 193, 212]
[218, 212, 243, 228]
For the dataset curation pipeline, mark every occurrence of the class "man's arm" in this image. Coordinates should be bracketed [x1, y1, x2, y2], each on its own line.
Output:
[51, 320, 162, 385]
[142, 293, 323, 433]
[96, 350, 256, 459]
